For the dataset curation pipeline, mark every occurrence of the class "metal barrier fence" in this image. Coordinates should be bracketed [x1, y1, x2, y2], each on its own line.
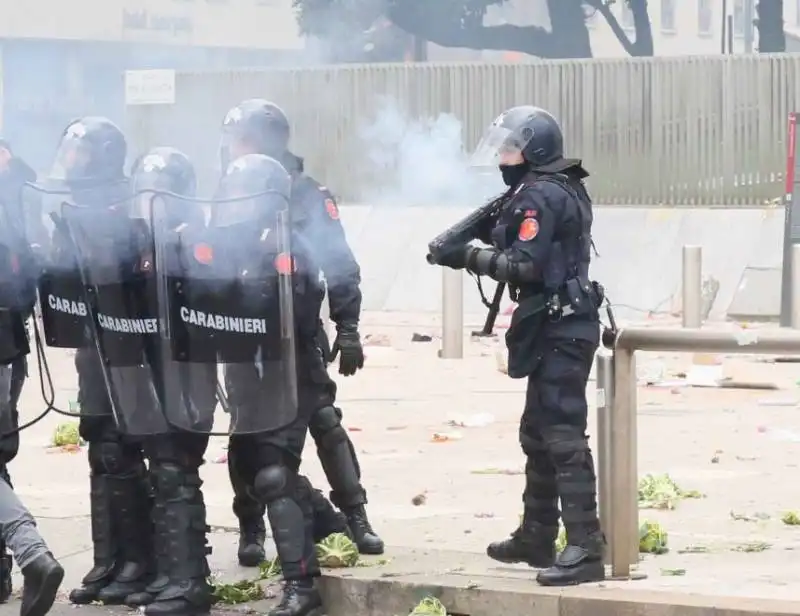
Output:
[599, 327, 800, 578]
[126, 53, 800, 206]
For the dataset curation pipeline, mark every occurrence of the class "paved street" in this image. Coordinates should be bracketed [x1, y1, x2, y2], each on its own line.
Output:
[2, 313, 800, 614]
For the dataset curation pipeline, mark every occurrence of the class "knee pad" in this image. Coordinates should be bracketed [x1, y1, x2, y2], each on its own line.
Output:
[151, 461, 199, 499]
[309, 405, 346, 448]
[540, 425, 589, 467]
[253, 465, 292, 504]
[88, 441, 143, 476]
[519, 430, 547, 458]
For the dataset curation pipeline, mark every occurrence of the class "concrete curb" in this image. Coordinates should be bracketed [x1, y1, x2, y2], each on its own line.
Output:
[319, 569, 800, 616]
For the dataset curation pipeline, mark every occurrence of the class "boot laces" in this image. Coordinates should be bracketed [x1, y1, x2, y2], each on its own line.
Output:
[348, 509, 374, 536]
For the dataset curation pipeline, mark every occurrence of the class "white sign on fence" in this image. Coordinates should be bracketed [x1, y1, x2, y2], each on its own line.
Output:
[125, 69, 175, 106]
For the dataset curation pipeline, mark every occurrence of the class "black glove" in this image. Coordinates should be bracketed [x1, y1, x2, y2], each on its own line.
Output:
[331, 324, 364, 376]
[436, 244, 469, 269]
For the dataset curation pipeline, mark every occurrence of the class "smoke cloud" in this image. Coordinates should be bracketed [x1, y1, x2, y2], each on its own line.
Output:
[358, 98, 504, 206]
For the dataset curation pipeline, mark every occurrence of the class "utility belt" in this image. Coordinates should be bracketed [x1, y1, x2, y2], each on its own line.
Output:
[506, 278, 604, 379]
[546, 278, 605, 320]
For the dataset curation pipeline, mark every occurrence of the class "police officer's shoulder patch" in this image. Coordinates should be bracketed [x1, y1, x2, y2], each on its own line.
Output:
[324, 197, 339, 220]
[518, 217, 539, 241]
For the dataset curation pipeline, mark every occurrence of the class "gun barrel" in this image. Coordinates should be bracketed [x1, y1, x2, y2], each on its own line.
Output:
[426, 252, 436, 264]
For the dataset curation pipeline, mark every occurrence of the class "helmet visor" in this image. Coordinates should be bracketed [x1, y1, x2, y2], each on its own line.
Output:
[469, 123, 533, 167]
[49, 137, 91, 181]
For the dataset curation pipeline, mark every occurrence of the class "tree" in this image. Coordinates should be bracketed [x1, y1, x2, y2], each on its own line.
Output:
[292, 0, 654, 61]
[755, 0, 785, 52]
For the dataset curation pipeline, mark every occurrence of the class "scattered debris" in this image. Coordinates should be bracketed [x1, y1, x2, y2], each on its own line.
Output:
[411, 333, 433, 342]
[730, 511, 770, 522]
[661, 568, 686, 576]
[51, 421, 83, 448]
[556, 524, 567, 553]
[639, 520, 669, 554]
[638, 474, 704, 510]
[782, 511, 800, 526]
[211, 578, 265, 604]
[408, 596, 447, 616]
[730, 542, 770, 553]
[316, 533, 360, 568]
[431, 432, 462, 443]
[678, 545, 710, 554]
[411, 493, 427, 506]
[447, 413, 494, 428]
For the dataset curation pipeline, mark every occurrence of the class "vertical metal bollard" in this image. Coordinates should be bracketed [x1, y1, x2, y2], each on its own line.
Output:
[792, 245, 800, 329]
[441, 268, 464, 359]
[609, 347, 638, 578]
[595, 353, 614, 566]
[682, 245, 702, 328]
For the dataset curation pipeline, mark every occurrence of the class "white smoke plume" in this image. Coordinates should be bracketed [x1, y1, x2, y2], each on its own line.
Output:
[358, 98, 504, 206]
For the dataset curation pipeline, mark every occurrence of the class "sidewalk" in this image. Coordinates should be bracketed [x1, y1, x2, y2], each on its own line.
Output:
[4, 314, 800, 614]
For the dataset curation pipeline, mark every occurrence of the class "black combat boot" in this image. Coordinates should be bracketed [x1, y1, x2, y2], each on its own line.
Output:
[271, 580, 323, 616]
[343, 505, 383, 555]
[488, 445, 560, 568]
[536, 530, 605, 586]
[536, 432, 605, 586]
[144, 465, 214, 616]
[20, 552, 64, 616]
[265, 491, 323, 616]
[97, 473, 154, 604]
[314, 407, 385, 555]
[486, 519, 557, 568]
[126, 499, 168, 607]
[70, 475, 119, 604]
[0, 540, 12, 603]
[299, 476, 351, 543]
[237, 514, 267, 567]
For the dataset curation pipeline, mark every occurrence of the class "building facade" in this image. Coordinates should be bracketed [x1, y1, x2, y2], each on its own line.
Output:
[0, 0, 305, 168]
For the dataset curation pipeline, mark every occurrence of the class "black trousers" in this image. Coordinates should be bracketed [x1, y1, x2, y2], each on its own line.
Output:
[518, 335, 601, 541]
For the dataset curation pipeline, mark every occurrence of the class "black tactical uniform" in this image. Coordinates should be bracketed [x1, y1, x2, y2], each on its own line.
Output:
[433, 106, 605, 586]
[0, 143, 39, 599]
[119, 148, 215, 616]
[42, 119, 155, 606]
[0, 141, 65, 613]
[219, 99, 382, 565]
[215, 153, 326, 616]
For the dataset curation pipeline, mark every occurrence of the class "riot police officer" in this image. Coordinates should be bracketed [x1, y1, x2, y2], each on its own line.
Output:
[119, 147, 215, 616]
[0, 141, 65, 616]
[214, 153, 325, 615]
[0, 140, 39, 600]
[431, 106, 605, 586]
[219, 99, 382, 565]
[36, 118, 154, 604]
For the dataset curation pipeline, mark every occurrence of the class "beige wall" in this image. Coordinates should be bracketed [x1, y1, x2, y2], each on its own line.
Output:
[0, 0, 302, 49]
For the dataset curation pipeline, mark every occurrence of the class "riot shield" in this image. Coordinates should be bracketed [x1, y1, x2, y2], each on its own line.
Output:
[163, 191, 298, 434]
[130, 190, 217, 435]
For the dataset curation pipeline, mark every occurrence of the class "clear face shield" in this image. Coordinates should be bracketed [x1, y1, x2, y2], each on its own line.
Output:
[469, 124, 530, 168]
[218, 133, 257, 174]
[49, 136, 91, 182]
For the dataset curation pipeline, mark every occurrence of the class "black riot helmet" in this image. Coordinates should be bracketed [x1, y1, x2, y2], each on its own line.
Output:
[213, 153, 291, 228]
[130, 146, 200, 228]
[471, 106, 564, 169]
[219, 99, 290, 170]
[50, 116, 127, 186]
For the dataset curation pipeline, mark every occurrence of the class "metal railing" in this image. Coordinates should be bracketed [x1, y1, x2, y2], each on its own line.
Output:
[598, 327, 800, 577]
[126, 54, 800, 205]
